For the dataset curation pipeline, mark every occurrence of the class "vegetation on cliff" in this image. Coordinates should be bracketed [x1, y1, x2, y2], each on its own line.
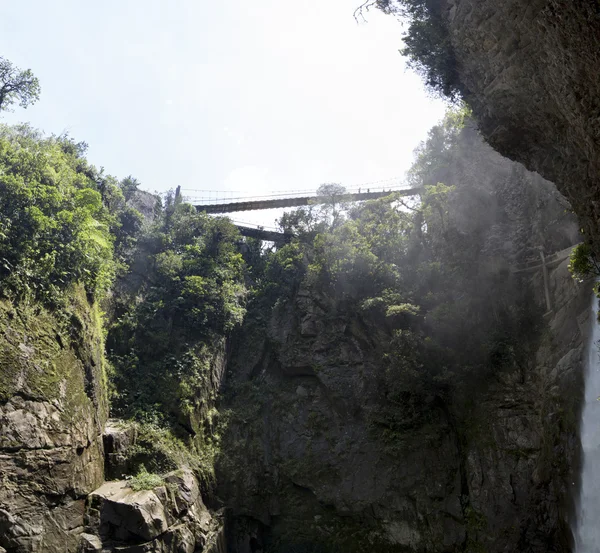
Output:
[218, 107, 580, 553]
[251, 109, 542, 402]
[0, 115, 244, 486]
[357, 0, 460, 99]
[0, 51, 581, 551]
[107, 195, 246, 424]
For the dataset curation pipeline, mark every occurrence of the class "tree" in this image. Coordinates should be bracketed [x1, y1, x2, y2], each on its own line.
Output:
[0, 57, 41, 113]
[315, 183, 347, 227]
[120, 175, 141, 201]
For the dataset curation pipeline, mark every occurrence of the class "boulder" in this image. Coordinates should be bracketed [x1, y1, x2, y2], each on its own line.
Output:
[82, 468, 220, 552]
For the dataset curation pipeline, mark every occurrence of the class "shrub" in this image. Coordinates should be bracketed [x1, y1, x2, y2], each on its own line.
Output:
[129, 466, 164, 491]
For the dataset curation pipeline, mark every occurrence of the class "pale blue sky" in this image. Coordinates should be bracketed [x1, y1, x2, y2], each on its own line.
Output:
[1, 1, 446, 225]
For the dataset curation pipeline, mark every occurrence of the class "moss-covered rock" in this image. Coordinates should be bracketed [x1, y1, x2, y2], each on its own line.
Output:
[0, 287, 107, 553]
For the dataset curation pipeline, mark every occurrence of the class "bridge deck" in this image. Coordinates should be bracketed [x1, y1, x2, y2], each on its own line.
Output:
[236, 226, 288, 243]
[195, 188, 422, 214]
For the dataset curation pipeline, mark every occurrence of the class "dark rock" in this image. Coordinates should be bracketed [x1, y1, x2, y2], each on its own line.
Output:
[440, 0, 600, 251]
[219, 134, 590, 552]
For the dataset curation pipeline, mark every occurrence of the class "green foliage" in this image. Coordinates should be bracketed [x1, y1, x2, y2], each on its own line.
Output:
[407, 105, 472, 187]
[569, 242, 599, 282]
[357, 0, 460, 99]
[129, 466, 164, 491]
[108, 199, 246, 426]
[120, 421, 196, 473]
[120, 175, 141, 201]
[250, 109, 544, 418]
[314, 182, 348, 227]
[0, 125, 120, 304]
[260, 242, 306, 299]
[0, 57, 41, 112]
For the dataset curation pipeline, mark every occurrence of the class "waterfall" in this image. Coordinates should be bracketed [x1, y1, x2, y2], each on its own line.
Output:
[575, 292, 600, 551]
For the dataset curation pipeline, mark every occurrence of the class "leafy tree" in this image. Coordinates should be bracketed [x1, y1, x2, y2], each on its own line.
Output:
[0, 57, 41, 113]
[108, 200, 246, 425]
[120, 175, 141, 201]
[315, 183, 348, 227]
[356, 0, 460, 99]
[0, 125, 117, 303]
[569, 243, 598, 280]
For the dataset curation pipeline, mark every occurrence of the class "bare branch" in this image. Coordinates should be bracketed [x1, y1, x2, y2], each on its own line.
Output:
[353, 1, 379, 23]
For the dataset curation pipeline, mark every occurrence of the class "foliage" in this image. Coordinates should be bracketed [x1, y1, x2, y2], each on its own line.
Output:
[119, 421, 195, 473]
[260, 242, 306, 299]
[249, 109, 544, 417]
[107, 199, 246, 428]
[314, 182, 348, 227]
[357, 0, 461, 99]
[120, 175, 141, 201]
[129, 466, 164, 491]
[569, 243, 599, 282]
[0, 125, 121, 304]
[406, 105, 472, 187]
[0, 57, 41, 112]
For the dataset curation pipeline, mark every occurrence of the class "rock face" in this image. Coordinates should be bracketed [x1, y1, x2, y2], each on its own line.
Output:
[438, 0, 600, 249]
[82, 468, 223, 553]
[0, 289, 107, 553]
[218, 136, 590, 552]
[221, 264, 591, 553]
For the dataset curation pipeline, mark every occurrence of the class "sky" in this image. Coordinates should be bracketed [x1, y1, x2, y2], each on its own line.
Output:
[1, 1, 447, 226]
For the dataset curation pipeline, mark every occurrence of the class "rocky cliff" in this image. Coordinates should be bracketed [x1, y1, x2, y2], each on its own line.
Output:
[221, 260, 591, 553]
[436, 0, 600, 250]
[217, 130, 590, 553]
[0, 288, 107, 553]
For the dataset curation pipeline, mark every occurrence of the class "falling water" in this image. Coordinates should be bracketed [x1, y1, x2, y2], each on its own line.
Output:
[575, 292, 600, 551]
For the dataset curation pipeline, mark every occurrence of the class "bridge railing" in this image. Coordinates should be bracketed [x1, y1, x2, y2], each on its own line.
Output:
[182, 182, 413, 206]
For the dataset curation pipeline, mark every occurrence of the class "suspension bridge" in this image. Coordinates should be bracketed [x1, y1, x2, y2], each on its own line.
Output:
[182, 183, 578, 314]
[182, 182, 422, 242]
[186, 187, 422, 214]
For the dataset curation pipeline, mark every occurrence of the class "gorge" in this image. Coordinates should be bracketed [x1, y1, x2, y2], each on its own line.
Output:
[2, 1, 600, 552]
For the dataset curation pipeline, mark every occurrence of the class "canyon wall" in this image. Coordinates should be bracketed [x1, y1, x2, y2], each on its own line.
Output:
[0, 289, 107, 552]
[218, 132, 590, 552]
[440, 0, 600, 248]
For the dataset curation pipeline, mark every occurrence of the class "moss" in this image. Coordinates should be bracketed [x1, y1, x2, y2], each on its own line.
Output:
[123, 422, 195, 473]
[0, 286, 108, 433]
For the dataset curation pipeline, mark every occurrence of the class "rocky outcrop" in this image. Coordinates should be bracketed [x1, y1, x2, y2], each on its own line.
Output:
[438, 0, 600, 250]
[220, 258, 592, 553]
[221, 262, 591, 553]
[218, 133, 590, 552]
[0, 289, 107, 553]
[81, 468, 224, 553]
